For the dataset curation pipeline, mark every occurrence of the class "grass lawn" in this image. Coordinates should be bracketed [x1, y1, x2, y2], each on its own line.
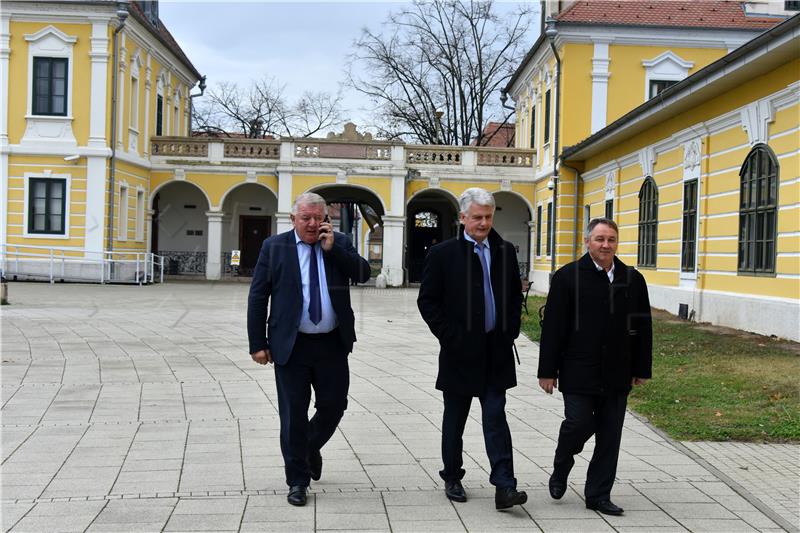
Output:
[520, 296, 800, 443]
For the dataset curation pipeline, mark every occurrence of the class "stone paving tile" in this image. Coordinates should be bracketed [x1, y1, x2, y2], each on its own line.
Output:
[535, 518, 615, 532]
[2, 283, 797, 533]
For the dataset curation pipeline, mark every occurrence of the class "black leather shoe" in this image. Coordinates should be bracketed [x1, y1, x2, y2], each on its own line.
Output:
[548, 474, 567, 500]
[308, 449, 322, 481]
[586, 499, 624, 516]
[287, 485, 307, 506]
[444, 481, 467, 502]
[495, 487, 528, 509]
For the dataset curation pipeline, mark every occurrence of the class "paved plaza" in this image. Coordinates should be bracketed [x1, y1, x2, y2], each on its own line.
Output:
[1, 282, 798, 532]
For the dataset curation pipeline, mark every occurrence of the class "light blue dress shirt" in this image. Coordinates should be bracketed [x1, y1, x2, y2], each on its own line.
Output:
[463, 230, 496, 327]
[295, 232, 338, 333]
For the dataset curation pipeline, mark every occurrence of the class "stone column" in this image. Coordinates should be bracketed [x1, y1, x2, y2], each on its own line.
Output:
[381, 215, 405, 287]
[527, 221, 536, 281]
[276, 167, 293, 234]
[0, 15, 11, 252]
[205, 211, 224, 280]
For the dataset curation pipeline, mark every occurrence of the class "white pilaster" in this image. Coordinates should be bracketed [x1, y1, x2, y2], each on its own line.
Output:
[85, 156, 107, 256]
[276, 169, 293, 234]
[205, 211, 223, 280]
[0, 14, 10, 252]
[88, 18, 109, 149]
[527, 221, 536, 281]
[591, 40, 610, 134]
[116, 33, 127, 151]
[145, 208, 153, 254]
[143, 52, 151, 157]
[381, 215, 405, 287]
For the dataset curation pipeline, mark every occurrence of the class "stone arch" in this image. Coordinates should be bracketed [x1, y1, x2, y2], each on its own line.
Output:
[406, 188, 460, 283]
[219, 180, 278, 208]
[493, 190, 533, 278]
[307, 183, 387, 215]
[308, 184, 387, 270]
[150, 180, 211, 276]
[220, 182, 279, 275]
[149, 179, 212, 210]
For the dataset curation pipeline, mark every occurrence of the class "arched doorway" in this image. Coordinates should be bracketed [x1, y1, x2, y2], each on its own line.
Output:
[493, 191, 533, 278]
[311, 185, 386, 278]
[221, 184, 278, 276]
[151, 181, 210, 275]
[406, 189, 459, 282]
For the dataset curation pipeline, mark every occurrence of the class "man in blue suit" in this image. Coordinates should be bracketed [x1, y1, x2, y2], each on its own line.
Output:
[248, 192, 370, 506]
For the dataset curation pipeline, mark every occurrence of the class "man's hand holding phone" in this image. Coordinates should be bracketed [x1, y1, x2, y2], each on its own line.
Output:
[318, 215, 334, 251]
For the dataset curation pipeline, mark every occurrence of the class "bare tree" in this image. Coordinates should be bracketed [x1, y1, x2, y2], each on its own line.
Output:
[193, 76, 344, 138]
[348, 0, 533, 146]
[281, 91, 345, 138]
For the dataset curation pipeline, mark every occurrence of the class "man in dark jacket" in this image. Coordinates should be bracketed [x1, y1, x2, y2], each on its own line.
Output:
[248, 192, 370, 506]
[538, 217, 652, 516]
[418, 187, 527, 510]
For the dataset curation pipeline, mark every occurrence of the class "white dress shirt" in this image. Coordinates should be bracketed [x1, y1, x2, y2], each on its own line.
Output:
[295, 231, 338, 333]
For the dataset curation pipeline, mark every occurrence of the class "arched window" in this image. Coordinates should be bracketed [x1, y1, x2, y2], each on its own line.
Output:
[738, 144, 778, 274]
[637, 177, 658, 267]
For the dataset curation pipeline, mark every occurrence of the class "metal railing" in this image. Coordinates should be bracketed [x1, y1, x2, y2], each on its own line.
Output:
[1, 244, 164, 285]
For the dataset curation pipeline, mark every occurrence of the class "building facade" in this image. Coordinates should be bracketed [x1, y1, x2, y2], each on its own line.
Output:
[2, 1, 798, 340]
[505, 2, 799, 340]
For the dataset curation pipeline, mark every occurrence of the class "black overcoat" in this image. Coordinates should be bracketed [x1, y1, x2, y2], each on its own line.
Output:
[417, 227, 522, 396]
[538, 253, 653, 395]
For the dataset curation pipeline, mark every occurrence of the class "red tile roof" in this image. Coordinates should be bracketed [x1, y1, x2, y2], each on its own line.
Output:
[473, 122, 516, 147]
[129, 1, 201, 80]
[557, 1, 783, 29]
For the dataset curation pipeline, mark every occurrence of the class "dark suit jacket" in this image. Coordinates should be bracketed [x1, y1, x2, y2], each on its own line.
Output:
[417, 227, 522, 396]
[538, 253, 653, 395]
[247, 230, 370, 365]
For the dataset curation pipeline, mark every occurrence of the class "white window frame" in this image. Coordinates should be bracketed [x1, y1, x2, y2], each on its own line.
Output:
[22, 26, 77, 147]
[642, 51, 693, 101]
[22, 172, 72, 239]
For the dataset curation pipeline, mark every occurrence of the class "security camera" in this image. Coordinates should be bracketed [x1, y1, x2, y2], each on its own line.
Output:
[546, 179, 555, 190]
[64, 154, 80, 162]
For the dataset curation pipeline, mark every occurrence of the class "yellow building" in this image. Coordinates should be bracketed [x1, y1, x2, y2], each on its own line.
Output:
[1, 0, 202, 281]
[505, 2, 799, 340]
[3, 1, 797, 340]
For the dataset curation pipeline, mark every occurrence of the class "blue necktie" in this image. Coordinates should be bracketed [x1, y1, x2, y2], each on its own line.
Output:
[307, 243, 322, 324]
[476, 243, 495, 332]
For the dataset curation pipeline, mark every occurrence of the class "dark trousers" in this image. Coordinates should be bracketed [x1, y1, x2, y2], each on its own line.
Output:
[554, 392, 627, 503]
[274, 331, 349, 487]
[440, 388, 516, 489]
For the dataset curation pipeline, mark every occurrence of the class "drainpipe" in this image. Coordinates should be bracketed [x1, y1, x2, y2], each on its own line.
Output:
[545, 17, 561, 278]
[561, 160, 583, 259]
[107, 1, 129, 254]
[188, 75, 207, 135]
[500, 88, 533, 276]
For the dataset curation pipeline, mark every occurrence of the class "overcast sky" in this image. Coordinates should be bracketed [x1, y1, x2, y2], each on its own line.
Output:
[159, 0, 539, 131]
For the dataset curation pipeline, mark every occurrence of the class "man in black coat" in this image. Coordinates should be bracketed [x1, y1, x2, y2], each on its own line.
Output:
[248, 192, 370, 506]
[538, 217, 652, 516]
[418, 187, 527, 510]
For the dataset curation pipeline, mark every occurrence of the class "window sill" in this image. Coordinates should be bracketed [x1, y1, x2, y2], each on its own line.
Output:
[23, 231, 70, 239]
[26, 114, 73, 121]
[736, 270, 777, 278]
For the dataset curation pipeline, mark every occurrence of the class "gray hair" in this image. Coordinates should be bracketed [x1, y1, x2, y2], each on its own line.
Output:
[292, 192, 327, 214]
[458, 187, 495, 215]
[585, 217, 619, 239]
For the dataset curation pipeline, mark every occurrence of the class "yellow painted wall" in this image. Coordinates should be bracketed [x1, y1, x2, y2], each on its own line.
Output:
[560, 43, 594, 147]
[6, 155, 88, 248]
[8, 21, 94, 145]
[606, 45, 727, 125]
